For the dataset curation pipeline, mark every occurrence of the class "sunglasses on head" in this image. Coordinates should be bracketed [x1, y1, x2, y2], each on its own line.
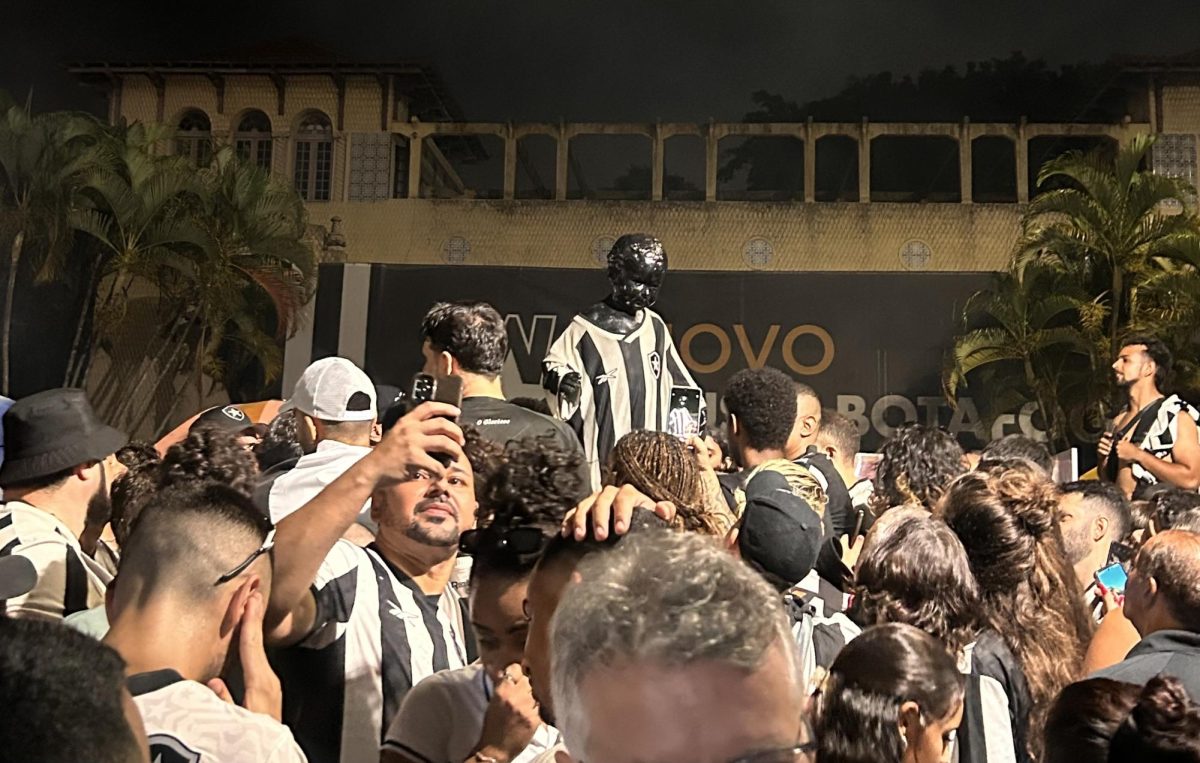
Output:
[458, 525, 546, 557]
[215, 528, 276, 585]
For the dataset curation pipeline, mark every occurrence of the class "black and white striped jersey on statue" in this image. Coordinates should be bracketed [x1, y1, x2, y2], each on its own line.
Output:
[544, 309, 703, 486]
[273, 540, 473, 763]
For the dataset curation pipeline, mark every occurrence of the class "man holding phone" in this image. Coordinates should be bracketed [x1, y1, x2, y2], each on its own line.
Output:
[1093, 530, 1200, 698]
[1058, 481, 1133, 620]
[420, 302, 589, 494]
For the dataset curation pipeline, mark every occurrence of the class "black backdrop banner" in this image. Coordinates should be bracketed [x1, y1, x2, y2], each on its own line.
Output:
[320, 265, 1017, 450]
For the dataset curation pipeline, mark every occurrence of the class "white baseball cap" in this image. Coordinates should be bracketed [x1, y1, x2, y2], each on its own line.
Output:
[280, 357, 377, 422]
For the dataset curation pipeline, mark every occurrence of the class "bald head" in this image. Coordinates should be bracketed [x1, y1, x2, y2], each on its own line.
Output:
[115, 482, 272, 607]
[1130, 530, 1200, 632]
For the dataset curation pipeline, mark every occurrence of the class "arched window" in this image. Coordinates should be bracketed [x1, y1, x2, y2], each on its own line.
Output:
[235, 110, 273, 171]
[293, 111, 333, 201]
[175, 109, 212, 166]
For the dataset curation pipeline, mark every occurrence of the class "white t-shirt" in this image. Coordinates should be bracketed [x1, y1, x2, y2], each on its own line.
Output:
[383, 663, 560, 763]
[130, 670, 307, 763]
[269, 440, 372, 525]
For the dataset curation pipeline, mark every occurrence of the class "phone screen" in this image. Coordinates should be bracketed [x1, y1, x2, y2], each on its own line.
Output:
[666, 387, 702, 440]
[1109, 541, 1135, 564]
[1095, 562, 1129, 594]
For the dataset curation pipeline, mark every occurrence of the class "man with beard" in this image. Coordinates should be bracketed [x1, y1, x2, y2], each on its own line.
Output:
[0, 388, 125, 620]
[265, 401, 485, 763]
[1058, 481, 1133, 619]
[104, 482, 307, 762]
[1099, 335, 1200, 498]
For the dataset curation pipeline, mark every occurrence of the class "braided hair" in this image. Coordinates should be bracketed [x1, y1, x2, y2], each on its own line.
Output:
[606, 430, 725, 536]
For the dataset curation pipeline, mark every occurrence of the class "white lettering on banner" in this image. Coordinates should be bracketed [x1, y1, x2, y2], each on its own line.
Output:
[872, 395, 919, 439]
[917, 396, 943, 427]
[948, 398, 984, 439]
[837, 395, 1047, 443]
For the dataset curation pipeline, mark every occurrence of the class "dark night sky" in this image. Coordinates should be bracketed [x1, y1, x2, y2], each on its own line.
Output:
[3, 0, 1200, 121]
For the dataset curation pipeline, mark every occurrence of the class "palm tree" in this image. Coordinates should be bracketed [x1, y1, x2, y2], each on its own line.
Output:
[130, 145, 316, 433]
[1016, 134, 1200, 357]
[69, 122, 211, 425]
[0, 101, 93, 394]
[946, 261, 1095, 448]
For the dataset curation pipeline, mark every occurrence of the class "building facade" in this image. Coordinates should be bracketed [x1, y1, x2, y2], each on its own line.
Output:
[70, 57, 1200, 435]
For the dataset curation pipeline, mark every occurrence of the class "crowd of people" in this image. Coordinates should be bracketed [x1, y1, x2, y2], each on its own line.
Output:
[2, 303, 1200, 763]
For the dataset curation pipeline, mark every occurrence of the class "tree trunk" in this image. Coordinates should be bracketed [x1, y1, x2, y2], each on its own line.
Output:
[1110, 266, 1123, 357]
[63, 256, 102, 387]
[124, 304, 205, 435]
[111, 310, 198, 426]
[2, 230, 24, 397]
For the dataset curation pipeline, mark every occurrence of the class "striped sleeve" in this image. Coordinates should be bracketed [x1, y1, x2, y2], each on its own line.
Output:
[2, 535, 84, 621]
[301, 540, 363, 649]
[792, 609, 860, 696]
[957, 637, 1029, 763]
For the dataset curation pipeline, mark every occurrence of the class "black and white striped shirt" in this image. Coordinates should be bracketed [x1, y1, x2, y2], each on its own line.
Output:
[544, 310, 702, 486]
[0, 501, 111, 620]
[274, 540, 474, 763]
[957, 630, 1034, 763]
[1129, 394, 1200, 494]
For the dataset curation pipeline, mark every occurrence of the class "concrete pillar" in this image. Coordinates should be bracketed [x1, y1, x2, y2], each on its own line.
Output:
[705, 121, 718, 201]
[337, 264, 372, 367]
[407, 130, 422, 199]
[651, 124, 665, 202]
[503, 125, 516, 200]
[960, 119, 973, 204]
[858, 118, 871, 203]
[555, 124, 569, 201]
[804, 118, 816, 203]
[1016, 118, 1029, 203]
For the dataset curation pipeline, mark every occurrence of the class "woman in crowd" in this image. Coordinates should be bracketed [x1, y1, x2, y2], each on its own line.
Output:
[937, 459, 1092, 758]
[814, 622, 965, 763]
[852, 513, 1032, 763]
[870, 424, 966, 515]
[1044, 675, 1200, 762]
[606, 429, 734, 535]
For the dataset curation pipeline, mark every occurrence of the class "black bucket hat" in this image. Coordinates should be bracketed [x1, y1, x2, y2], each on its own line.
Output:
[0, 388, 127, 486]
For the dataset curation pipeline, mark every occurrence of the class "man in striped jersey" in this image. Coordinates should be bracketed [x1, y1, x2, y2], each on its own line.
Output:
[542, 234, 703, 486]
[266, 400, 485, 763]
[0, 388, 126, 620]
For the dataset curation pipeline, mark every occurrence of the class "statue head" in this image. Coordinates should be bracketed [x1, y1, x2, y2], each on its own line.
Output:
[606, 234, 667, 314]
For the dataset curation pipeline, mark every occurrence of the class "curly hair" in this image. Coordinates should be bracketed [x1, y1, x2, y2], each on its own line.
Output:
[110, 461, 159, 547]
[872, 424, 965, 513]
[722, 367, 797, 452]
[254, 412, 303, 471]
[816, 623, 965, 763]
[158, 429, 258, 497]
[938, 460, 1093, 756]
[420, 301, 508, 377]
[606, 430, 726, 536]
[461, 425, 505, 504]
[851, 514, 982, 657]
[482, 433, 585, 531]
[114, 441, 160, 472]
[1045, 676, 1200, 763]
